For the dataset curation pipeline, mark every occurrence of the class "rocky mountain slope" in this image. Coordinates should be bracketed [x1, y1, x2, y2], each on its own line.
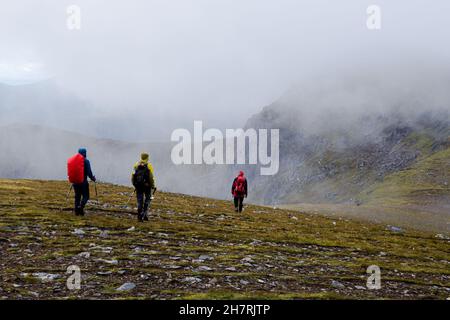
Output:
[243, 104, 450, 233]
[245, 105, 450, 205]
[0, 179, 449, 299]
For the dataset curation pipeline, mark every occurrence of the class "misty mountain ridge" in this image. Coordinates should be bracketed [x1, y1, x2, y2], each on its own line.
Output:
[231, 70, 449, 235]
[0, 81, 171, 142]
[0, 123, 233, 200]
[247, 104, 449, 197]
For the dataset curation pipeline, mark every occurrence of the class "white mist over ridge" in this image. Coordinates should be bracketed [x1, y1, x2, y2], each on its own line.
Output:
[247, 63, 450, 141]
[2, 1, 450, 141]
[243, 64, 450, 205]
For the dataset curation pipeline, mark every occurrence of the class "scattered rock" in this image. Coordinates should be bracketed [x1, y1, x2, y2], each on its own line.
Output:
[127, 226, 135, 232]
[387, 226, 403, 233]
[32, 272, 59, 282]
[72, 228, 85, 235]
[183, 277, 202, 283]
[157, 233, 168, 238]
[97, 259, 118, 265]
[97, 271, 112, 276]
[197, 266, 213, 271]
[331, 280, 345, 289]
[198, 254, 213, 261]
[90, 246, 113, 253]
[116, 282, 136, 291]
[241, 256, 254, 263]
[225, 267, 237, 272]
[78, 251, 90, 258]
[240, 280, 249, 285]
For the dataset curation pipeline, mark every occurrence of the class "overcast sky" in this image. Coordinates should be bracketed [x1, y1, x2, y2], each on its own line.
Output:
[1, 0, 449, 139]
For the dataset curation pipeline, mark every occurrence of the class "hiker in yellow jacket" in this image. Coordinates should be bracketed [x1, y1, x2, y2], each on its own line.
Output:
[131, 153, 156, 222]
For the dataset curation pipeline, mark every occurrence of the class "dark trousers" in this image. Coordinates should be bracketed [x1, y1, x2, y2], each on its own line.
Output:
[136, 188, 151, 214]
[73, 182, 89, 211]
[234, 196, 244, 212]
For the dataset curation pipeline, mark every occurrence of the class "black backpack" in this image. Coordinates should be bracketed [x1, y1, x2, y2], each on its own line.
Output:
[133, 163, 150, 188]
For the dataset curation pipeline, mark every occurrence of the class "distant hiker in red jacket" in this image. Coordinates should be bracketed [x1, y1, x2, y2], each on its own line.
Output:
[231, 171, 248, 212]
[67, 148, 96, 216]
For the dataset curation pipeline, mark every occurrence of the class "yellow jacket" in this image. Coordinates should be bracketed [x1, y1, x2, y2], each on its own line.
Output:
[131, 160, 156, 189]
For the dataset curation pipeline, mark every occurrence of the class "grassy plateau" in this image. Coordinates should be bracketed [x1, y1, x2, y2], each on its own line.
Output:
[0, 179, 449, 299]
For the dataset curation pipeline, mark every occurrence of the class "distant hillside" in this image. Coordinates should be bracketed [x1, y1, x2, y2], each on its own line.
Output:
[0, 123, 232, 199]
[0, 123, 162, 183]
[0, 179, 448, 299]
[361, 146, 450, 207]
[0, 81, 174, 141]
[244, 98, 450, 208]
[242, 102, 450, 232]
[0, 81, 94, 134]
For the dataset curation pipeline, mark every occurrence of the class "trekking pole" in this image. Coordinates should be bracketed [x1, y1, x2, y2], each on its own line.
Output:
[66, 185, 73, 200]
[125, 189, 136, 207]
[61, 184, 73, 211]
[93, 181, 99, 203]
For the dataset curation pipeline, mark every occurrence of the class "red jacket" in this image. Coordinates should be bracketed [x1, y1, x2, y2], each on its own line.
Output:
[231, 172, 248, 197]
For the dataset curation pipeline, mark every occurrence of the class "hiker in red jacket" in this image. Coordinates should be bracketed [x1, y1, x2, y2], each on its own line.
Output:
[231, 171, 248, 212]
[67, 148, 96, 216]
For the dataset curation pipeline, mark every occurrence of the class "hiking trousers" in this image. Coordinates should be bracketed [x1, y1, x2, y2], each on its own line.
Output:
[234, 196, 244, 212]
[136, 188, 151, 214]
[73, 182, 90, 211]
